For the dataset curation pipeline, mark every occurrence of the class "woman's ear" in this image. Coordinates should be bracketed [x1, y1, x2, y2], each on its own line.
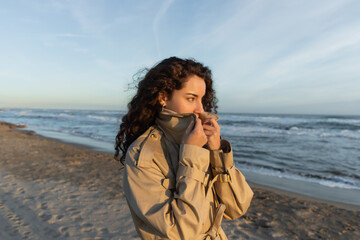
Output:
[158, 92, 167, 106]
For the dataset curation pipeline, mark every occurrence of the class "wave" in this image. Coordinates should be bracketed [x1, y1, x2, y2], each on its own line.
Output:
[326, 118, 360, 124]
[86, 115, 118, 123]
[219, 114, 360, 130]
[13, 110, 76, 120]
[237, 162, 360, 190]
[221, 125, 360, 140]
[59, 113, 75, 118]
[37, 126, 114, 143]
[310, 121, 360, 131]
[7, 109, 121, 124]
[220, 116, 308, 126]
[69, 129, 113, 142]
[100, 110, 124, 115]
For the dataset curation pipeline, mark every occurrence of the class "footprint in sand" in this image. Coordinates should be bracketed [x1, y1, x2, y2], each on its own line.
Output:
[81, 227, 93, 233]
[12, 215, 23, 223]
[97, 227, 109, 235]
[37, 202, 48, 210]
[58, 226, 71, 238]
[70, 210, 81, 216]
[80, 223, 96, 235]
[48, 214, 64, 224]
[81, 222, 93, 228]
[38, 211, 52, 222]
[16, 187, 25, 194]
[69, 194, 79, 199]
[23, 231, 31, 238]
[58, 226, 68, 232]
[71, 215, 83, 222]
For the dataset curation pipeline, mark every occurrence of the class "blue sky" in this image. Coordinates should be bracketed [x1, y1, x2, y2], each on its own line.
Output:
[1, 0, 359, 114]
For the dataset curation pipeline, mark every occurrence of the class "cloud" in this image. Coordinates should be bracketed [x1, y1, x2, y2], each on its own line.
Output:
[40, 33, 90, 55]
[250, 25, 360, 94]
[51, 0, 110, 34]
[152, 0, 175, 57]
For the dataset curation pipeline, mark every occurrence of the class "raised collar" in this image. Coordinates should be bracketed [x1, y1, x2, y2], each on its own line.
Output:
[155, 108, 219, 144]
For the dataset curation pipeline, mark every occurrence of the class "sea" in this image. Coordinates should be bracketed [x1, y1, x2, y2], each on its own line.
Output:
[1, 108, 359, 206]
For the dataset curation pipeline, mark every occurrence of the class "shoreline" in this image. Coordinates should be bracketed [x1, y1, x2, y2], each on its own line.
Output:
[24, 127, 115, 154]
[1, 121, 359, 239]
[18, 122, 360, 209]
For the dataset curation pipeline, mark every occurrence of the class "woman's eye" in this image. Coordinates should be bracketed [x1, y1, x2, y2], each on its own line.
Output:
[187, 98, 195, 102]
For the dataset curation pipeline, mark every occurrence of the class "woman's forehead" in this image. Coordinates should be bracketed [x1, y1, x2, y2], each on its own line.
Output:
[181, 75, 206, 95]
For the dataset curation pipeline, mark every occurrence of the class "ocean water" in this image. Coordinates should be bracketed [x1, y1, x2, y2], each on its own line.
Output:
[1, 108, 360, 206]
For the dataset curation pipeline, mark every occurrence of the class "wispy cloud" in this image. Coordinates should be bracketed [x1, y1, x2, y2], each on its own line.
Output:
[51, 0, 110, 34]
[153, 0, 175, 58]
[250, 26, 360, 87]
[41, 33, 90, 55]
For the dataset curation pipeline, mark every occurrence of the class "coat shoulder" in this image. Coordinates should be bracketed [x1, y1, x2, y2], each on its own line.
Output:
[126, 126, 163, 168]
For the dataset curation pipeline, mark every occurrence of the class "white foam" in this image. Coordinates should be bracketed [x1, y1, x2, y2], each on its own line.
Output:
[261, 116, 280, 121]
[240, 165, 360, 191]
[326, 118, 360, 125]
[87, 115, 118, 122]
[221, 125, 360, 139]
[59, 113, 74, 118]
[14, 110, 73, 119]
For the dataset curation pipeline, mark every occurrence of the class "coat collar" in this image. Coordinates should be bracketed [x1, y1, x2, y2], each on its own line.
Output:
[155, 108, 219, 144]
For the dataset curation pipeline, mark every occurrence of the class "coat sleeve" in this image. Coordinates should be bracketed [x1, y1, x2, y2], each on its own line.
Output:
[209, 139, 253, 220]
[123, 132, 212, 239]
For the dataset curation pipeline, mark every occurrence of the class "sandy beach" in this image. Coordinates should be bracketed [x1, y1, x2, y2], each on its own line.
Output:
[0, 121, 359, 240]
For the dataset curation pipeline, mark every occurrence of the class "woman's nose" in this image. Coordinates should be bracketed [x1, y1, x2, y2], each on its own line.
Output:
[194, 101, 204, 115]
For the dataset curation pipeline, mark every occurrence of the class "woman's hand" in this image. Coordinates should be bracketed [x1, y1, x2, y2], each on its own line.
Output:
[202, 118, 221, 150]
[182, 117, 208, 147]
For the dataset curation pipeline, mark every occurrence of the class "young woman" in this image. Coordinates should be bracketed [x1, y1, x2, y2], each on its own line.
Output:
[115, 57, 253, 240]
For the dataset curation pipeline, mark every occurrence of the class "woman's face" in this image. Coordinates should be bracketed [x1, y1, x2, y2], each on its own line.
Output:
[164, 75, 206, 117]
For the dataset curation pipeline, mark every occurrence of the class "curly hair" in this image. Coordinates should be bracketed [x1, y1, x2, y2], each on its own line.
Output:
[115, 56, 218, 164]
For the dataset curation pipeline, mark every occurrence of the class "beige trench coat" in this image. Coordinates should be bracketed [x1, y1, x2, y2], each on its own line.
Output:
[123, 109, 253, 239]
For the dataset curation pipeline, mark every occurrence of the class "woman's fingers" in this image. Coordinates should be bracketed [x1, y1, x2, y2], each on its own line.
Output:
[209, 118, 220, 131]
[182, 116, 221, 149]
[203, 127, 215, 136]
[202, 118, 221, 150]
[194, 118, 204, 132]
[182, 117, 207, 147]
[202, 119, 220, 136]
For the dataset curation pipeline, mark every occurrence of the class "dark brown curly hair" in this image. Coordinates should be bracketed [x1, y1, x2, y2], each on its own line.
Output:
[115, 56, 218, 164]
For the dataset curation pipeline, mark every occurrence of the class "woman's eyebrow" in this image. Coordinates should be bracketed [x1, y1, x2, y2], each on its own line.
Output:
[185, 93, 198, 97]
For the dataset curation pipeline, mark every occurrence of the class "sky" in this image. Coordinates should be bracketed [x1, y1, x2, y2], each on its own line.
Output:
[0, 0, 360, 115]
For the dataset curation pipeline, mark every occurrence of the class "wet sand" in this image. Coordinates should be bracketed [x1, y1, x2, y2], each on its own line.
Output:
[0, 121, 359, 239]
